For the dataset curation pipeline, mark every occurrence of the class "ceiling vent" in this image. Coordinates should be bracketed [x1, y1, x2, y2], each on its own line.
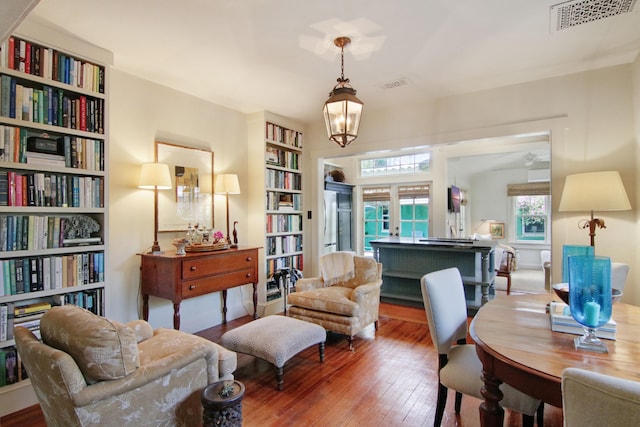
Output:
[550, 0, 637, 31]
[380, 78, 409, 90]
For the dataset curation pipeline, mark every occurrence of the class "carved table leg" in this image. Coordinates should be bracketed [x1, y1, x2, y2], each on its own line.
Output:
[173, 302, 181, 330]
[319, 342, 325, 362]
[222, 289, 228, 324]
[479, 370, 505, 427]
[481, 285, 490, 305]
[252, 282, 258, 319]
[142, 294, 149, 321]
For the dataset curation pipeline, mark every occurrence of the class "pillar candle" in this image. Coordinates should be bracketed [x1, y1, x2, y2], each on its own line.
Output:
[584, 301, 600, 327]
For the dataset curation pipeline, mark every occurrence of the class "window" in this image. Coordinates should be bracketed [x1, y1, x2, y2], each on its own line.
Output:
[362, 184, 430, 254]
[360, 153, 430, 177]
[363, 187, 390, 253]
[398, 184, 430, 239]
[507, 182, 550, 243]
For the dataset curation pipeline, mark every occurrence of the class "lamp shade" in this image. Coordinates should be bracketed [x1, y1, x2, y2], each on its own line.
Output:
[214, 173, 241, 194]
[139, 163, 172, 190]
[559, 171, 631, 212]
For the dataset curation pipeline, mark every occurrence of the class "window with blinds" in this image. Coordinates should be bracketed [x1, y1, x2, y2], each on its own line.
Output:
[508, 182, 550, 242]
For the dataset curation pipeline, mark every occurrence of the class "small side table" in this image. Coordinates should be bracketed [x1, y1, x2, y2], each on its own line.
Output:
[202, 380, 245, 427]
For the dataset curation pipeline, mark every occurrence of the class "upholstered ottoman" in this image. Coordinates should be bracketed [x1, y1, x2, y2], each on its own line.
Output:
[221, 315, 326, 390]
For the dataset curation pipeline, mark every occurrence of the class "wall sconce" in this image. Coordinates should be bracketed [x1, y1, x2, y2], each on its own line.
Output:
[559, 170, 631, 247]
[139, 162, 172, 254]
[214, 173, 241, 247]
[323, 36, 364, 148]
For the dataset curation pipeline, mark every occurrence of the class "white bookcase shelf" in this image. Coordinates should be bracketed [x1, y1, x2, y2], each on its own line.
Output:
[0, 26, 111, 416]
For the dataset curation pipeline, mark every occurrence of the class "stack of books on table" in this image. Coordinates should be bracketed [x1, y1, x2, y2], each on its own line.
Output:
[549, 301, 616, 340]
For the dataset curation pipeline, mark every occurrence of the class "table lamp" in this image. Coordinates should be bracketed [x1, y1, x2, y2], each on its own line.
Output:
[215, 173, 241, 247]
[139, 162, 172, 254]
[558, 171, 631, 247]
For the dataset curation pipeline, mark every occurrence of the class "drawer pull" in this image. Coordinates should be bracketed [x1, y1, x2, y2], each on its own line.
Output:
[189, 285, 196, 290]
[190, 266, 197, 271]
[245, 273, 252, 278]
[246, 257, 252, 261]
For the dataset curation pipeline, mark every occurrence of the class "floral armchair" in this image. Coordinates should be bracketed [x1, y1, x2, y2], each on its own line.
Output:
[287, 252, 382, 350]
[14, 305, 236, 427]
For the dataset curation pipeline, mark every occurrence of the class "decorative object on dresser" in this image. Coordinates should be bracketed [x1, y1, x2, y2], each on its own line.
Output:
[323, 36, 364, 148]
[15, 304, 237, 427]
[138, 162, 172, 254]
[214, 173, 241, 247]
[287, 251, 382, 350]
[558, 170, 631, 247]
[139, 246, 260, 329]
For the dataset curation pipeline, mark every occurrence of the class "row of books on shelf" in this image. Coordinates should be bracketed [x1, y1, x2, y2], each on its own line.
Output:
[0, 171, 104, 208]
[1, 289, 104, 344]
[549, 301, 617, 340]
[0, 126, 104, 170]
[0, 75, 105, 134]
[0, 346, 25, 387]
[265, 122, 302, 148]
[266, 254, 303, 279]
[0, 300, 50, 342]
[265, 146, 300, 170]
[0, 36, 105, 94]
[266, 234, 303, 257]
[266, 192, 301, 211]
[0, 215, 102, 252]
[266, 213, 302, 234]
[0, 251, 105, 296]
[265, 169, 301, 191]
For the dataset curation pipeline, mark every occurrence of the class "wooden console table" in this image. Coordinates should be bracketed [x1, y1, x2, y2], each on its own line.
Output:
[139, 246, 260, 329]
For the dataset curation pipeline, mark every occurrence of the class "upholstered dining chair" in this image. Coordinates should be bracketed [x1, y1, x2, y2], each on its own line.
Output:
[612, 262, 630, 292]
[562, 368, 640, 427]
[420, 268, 543, 427]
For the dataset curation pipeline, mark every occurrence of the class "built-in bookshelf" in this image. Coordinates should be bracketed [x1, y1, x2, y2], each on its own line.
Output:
[247, 112, 304, 316]
[0, 27, 110, 414]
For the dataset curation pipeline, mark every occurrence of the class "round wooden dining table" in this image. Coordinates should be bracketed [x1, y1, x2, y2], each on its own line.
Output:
[470, 293, 640, 427]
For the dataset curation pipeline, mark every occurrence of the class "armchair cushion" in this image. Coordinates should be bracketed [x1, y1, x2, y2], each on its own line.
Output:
[287, 286, 358, 316]
[40, 305, 139, 383]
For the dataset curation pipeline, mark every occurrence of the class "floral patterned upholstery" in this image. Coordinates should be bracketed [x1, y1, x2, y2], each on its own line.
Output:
[287, 254, 382, 350]
[14, 305, 236, 427]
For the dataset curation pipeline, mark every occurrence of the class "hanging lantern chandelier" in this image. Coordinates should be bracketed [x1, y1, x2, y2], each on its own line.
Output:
[323, 36, 364, 148]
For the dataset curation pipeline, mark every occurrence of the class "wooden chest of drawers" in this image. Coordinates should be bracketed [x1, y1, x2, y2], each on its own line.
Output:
[139, 246, 260, 329]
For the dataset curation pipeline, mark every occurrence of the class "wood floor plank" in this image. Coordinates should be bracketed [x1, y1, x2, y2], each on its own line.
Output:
[1, 302, 563, 427]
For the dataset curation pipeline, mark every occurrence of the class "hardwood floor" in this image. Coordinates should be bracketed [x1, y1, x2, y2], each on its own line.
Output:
[1, 301, 563, 426]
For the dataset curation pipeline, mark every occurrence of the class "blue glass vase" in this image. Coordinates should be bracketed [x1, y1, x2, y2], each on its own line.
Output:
[562, 245, 595, 283]
[568, 255, 612, 353]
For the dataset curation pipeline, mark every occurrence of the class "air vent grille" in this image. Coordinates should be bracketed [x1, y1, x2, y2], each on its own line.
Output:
[380, 79, 409, 90]
[551, 0, 637, 31]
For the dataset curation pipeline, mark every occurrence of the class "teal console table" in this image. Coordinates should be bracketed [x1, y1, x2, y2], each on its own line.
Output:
[370, 237, 497, 313]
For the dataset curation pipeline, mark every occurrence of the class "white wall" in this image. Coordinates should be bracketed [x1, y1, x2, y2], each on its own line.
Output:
[306, 64, 638, 305]
[108, 70, 253, 332]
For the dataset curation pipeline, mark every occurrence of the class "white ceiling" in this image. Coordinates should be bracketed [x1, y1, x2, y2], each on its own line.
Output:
[25, 0, 640, 125]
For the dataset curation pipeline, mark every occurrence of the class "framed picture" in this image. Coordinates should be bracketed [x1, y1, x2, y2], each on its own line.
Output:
[490, 222, 505, 239]
[155, 141, 214, 232]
